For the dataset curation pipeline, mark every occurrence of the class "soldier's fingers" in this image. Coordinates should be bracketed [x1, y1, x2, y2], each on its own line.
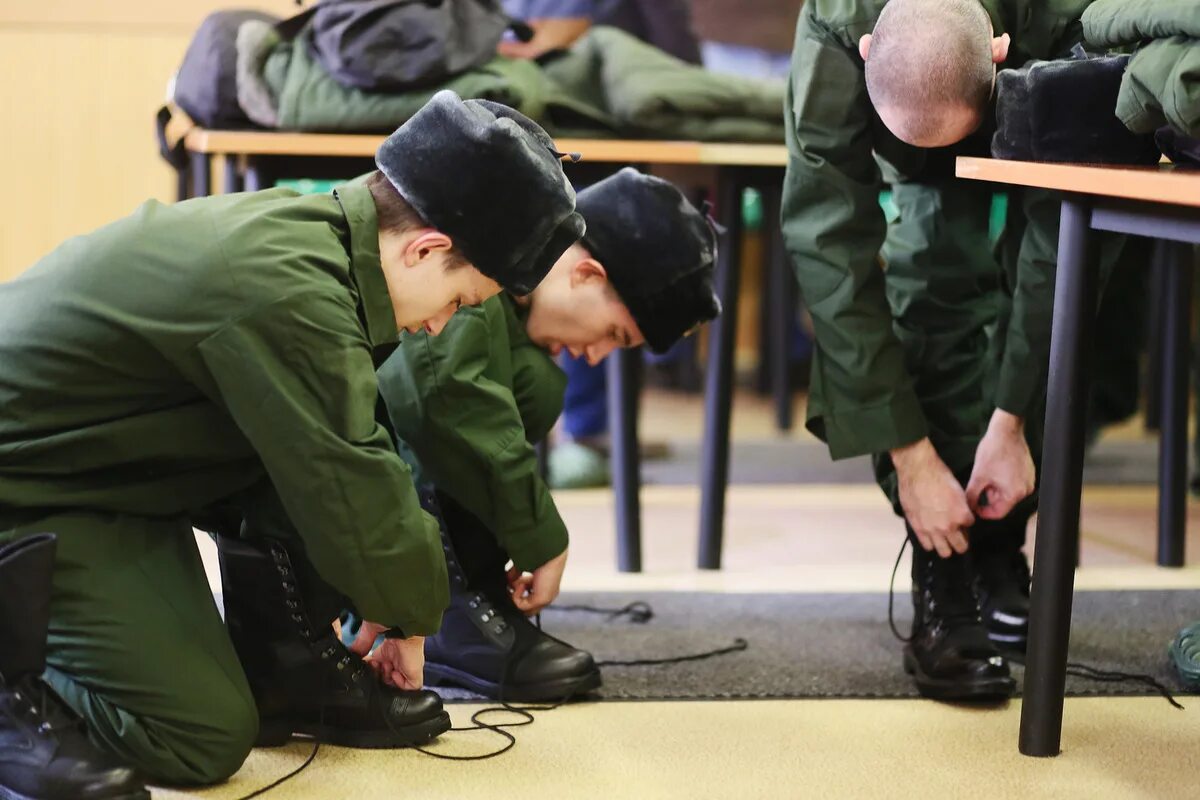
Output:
[932, 532, 953, 559]
[948, 528, 969, 554]
[912, 526, 935, 552]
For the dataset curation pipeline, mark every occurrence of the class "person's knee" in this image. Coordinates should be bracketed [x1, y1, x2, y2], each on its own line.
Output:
[133, 693, 258, 786]
[180, 695, 258, 785]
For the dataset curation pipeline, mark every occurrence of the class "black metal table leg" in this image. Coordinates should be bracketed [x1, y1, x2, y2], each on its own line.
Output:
[763, 184, 794, 432]
[608, 347, 642, 573]
[244, 157, 265, 192]
[223, 155, 244, 194]
[1157, 239, 1191, 568]
[190, 153, 211, 199]
[1145, 254, 1168, 432]
[698, 169, 745, 570]
[1020, 196, 1098, 758]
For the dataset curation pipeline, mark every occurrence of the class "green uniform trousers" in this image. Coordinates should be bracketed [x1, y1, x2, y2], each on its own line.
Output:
[0, 510, 257, 786]
[871, 179, 1142, 515]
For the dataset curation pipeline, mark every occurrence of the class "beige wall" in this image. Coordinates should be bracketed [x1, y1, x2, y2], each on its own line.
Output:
[0, 2, 297, 281]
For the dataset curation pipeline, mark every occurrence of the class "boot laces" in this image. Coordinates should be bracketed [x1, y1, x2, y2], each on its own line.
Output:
[466, 591, 508, 635]
[10, 676, 82, 735]
[926, 557, 983, 629]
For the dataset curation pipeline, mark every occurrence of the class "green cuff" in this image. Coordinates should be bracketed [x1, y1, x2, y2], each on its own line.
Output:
[995, 362, 1044, 421]
[504, 515, 569, 573]
[807, 391, 929, 460]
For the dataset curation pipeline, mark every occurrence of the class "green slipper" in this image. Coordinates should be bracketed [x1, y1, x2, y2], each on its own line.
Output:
[548, 441, 610, 490]
[1169, 621, 1200, 688]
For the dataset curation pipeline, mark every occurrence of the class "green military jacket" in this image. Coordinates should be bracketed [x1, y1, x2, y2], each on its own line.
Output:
[377, 295, 569, 572]
[0, 184, 448, 635]
[783, 0, 1093, 460]
[1083, 0, 1200, 138]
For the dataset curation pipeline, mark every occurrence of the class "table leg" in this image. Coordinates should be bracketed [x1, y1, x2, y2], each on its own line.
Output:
[244, 157, 265, 192]
[698, 169, 745, 570]
[223, 155, 244, 194]
[608, 347, 642, 573]
[190, 153, 211, 199]
[1019, 196, 1097, 757]
[1145, 256, 1167, 432]
[1157, 239, 1192, 568]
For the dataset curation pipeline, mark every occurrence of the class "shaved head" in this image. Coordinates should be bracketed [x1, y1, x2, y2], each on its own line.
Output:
[863, 0, 996, 147]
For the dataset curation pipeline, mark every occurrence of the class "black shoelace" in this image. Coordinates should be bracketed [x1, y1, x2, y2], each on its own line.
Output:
[235, 600, 747, 795]
[886, 536, 1184, 710]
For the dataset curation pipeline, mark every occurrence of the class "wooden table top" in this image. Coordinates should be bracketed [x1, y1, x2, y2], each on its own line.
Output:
[184, 128, 789, 167]
[956, 157, 1200, 208]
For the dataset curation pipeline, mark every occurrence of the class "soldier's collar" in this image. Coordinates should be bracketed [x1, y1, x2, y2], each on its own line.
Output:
[334, 181, 399, 349]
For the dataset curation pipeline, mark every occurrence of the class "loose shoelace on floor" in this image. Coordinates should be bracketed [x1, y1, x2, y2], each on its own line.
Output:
[886, 536, 1184, 710]
[235, 600, 747, 795]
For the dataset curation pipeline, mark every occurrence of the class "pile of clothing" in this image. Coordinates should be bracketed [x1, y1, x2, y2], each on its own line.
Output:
[991, 0, 1199, 164]
[176, 5, 785, 142]
[1082, 0, 1200, 163]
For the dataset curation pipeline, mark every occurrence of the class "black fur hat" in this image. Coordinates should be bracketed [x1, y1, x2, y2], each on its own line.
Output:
[576, 168, 721, 353]
[376, 90, 585, 295]
[993, 55, 1160, 164]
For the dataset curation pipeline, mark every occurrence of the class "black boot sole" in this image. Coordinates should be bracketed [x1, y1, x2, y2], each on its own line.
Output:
[0, 790, 150, 800]
[256, 710, 451, 749]
[903, 648, 1017, 702]
[425, 661, 602, 703]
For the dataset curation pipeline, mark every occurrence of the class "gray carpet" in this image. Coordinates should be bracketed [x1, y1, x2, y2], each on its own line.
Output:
[640, 439, 1164, 486]
[436, 590, 1198, 701]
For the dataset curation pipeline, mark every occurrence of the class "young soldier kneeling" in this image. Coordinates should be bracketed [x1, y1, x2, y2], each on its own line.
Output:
[356, 168, 720, 700]
[0, 91, 582, 798]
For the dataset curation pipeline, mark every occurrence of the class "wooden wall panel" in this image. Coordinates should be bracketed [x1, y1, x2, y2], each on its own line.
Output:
[0, 3, 296, 281]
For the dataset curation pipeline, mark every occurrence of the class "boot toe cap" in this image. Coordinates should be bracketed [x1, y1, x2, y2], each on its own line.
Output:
[387, 689, 444, 725]
[514, 641, 599, 684]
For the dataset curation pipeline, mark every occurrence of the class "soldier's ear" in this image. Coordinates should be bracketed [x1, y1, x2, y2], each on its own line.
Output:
[992, 32, 1011, 64]
[404, 230, 452, 267]
[569, 257, 608, 288]
[858, 34, 872, 61]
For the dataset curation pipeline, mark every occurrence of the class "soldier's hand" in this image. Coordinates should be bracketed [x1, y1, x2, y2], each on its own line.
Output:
[365, 635, 426, 691]
[507, 548, 568, 615]
[966, 409, 1035, 521]
[891, 437, 974, 558]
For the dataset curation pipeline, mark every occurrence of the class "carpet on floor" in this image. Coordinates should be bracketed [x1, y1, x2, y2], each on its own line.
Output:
[434, 590, 1197, 702]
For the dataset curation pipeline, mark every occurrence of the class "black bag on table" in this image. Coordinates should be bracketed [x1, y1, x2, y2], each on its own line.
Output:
[172, 9, 280, 129]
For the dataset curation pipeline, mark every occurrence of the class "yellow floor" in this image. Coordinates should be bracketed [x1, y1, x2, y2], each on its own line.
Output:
[157, 696, 1200, 800]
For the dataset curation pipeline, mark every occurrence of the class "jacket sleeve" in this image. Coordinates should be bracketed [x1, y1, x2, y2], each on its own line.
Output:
[378, 309, 569, 572]
[781, 9, 927, 460]
[196, 290, 448, 635]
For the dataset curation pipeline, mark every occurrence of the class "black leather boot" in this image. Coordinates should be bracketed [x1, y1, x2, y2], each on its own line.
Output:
[422, 493, 601, 702]
[0, 534, 149, 800]
[971, 517, 1032, 653]
[216, 536, 450, 748]
[904, 533, 1016, 701]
